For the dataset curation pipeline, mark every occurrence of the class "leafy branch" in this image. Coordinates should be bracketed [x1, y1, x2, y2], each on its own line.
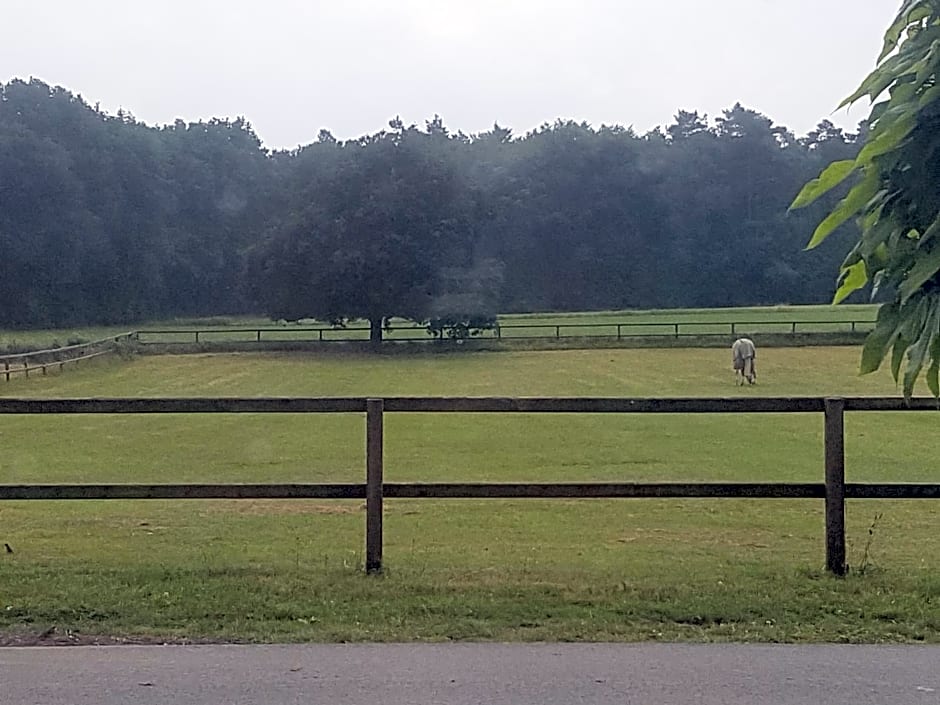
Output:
[790, 0, 940, 398]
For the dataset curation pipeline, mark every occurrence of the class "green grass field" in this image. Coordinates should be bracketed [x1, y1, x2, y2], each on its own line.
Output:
[0, 344, 938, 644]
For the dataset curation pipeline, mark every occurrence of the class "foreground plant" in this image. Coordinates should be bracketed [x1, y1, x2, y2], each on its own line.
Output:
[791, 0, 940, 398]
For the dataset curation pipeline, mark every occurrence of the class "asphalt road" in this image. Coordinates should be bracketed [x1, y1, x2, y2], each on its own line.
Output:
[1, 643, 939, 705]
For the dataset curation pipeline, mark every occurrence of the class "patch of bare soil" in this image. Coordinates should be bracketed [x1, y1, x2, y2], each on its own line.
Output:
[198, 500, 422, 517]
[204, 500, 365, 516]
[0, 627, 232, 647]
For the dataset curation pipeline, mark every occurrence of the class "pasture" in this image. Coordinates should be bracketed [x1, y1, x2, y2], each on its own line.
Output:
[0, 345, 938, 644]
[0, 303, 879, 349]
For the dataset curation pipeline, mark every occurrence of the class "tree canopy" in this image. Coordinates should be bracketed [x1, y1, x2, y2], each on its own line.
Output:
[1, 78, 866, 336]
[0, 78, 273, 326]
[791, 0, 940, 398]
[251, 118, 481, 342]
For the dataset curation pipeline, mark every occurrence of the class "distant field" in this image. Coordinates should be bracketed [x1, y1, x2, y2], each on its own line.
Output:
[500, 303, 879, 325]
[123, 304, 879, 344]
[1, 344, 938, 644]
[0, 304, 879, 349]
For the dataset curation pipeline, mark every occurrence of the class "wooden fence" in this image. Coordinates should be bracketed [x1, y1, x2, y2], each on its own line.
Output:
[134, 318, 876, 345]
[0, 395, 937, 576]
[0, 333, 134, 381]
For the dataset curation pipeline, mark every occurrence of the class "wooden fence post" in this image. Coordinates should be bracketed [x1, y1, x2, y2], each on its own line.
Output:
[366, 398, 384, 574]
[824, 397, 847, 576]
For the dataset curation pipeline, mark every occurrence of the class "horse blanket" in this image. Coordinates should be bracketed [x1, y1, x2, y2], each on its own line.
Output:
[731, 337, 756, 384]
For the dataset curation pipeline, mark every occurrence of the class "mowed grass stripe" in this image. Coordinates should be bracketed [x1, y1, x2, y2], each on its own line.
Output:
[0, 345, 938, 644]
[0, 347, 932, 485]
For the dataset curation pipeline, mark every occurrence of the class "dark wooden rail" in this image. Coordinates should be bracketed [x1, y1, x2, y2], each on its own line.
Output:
[0, 395, 937, 576]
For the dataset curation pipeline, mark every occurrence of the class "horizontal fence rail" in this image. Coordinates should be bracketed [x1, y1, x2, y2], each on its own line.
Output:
[134, 318, 877, 345]
[0, 396, 936, 414]
[5, 482, 940, 502]
[0, 396, 937, 576]
[0, 484, 367, 500]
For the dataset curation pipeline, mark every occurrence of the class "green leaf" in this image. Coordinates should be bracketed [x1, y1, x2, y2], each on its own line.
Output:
[926, 337, 940, 397]
[872, 270, 887, 300]
[902, 297, 940, 398]
[879, 1, 932, 62]
[875, 56, 927, 98]
[805, 170, 879, 249]
[877, 6, 909, 61]
[833, 260, 869, 304]
[912, 39, 940, 87]
[903, 338, 928, 397]
[841, 34, 938, 109]
[898, 237, 940, 303]
[839, 243, 863, 269]
[916, 212, 940, 246]
[789, 160, 857, 210]
[891, 295, 930, 387]
[918, 83, 940, 108]
[891, 334, 908, 381]
[858, 208, 894, 263]
[887, 79, 920, 105]
[860, 302, 902, 374]
[856, 112, 916, 163]
[870, 101, 892, 125]
[840, 59, 907, 108]
[900, 295, 930, 342]
[860, 203, 886, 230]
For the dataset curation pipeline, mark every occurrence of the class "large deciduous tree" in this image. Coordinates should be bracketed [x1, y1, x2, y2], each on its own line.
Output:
[252, 118, 480, 343]
[791, 0, 940, 398]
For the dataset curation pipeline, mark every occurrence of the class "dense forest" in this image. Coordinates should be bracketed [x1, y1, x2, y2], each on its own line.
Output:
[0, 78, 865, 331]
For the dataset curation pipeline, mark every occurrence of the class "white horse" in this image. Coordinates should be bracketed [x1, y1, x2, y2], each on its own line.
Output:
[731, 338, 756, 385]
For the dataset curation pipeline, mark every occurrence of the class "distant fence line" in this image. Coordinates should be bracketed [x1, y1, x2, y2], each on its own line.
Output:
[0, 333, 134, 382]
[0, 317, 876, 384]
[134, 318, 877, 345]
[0, 395, 937, 576]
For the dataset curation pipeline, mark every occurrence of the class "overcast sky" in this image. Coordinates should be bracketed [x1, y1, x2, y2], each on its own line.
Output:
[2, 1, 900, 150]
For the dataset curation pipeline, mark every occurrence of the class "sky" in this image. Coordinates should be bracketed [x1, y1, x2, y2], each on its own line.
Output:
[1, 0, 901, 150]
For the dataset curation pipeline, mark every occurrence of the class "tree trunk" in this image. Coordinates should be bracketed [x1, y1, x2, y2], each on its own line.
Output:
[369, 317, 383, 346]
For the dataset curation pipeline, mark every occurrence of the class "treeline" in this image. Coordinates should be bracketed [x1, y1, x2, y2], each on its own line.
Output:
[0, 78, 862, 329]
